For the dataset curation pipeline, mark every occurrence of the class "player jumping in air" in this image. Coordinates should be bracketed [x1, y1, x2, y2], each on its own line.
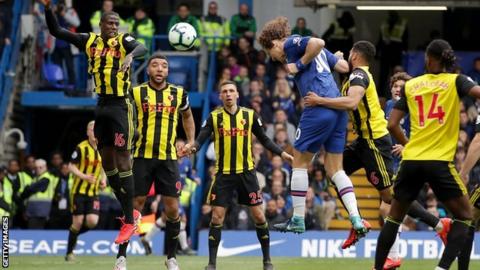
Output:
[374, 39, 480, 270]
[41, 0, 147, 267]
[257, 17, 368, 237]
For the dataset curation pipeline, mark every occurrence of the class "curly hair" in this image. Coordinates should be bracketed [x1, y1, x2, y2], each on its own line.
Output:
[257, 17, 291, 49]
[426, 39, 456, 71]
[389, 72, 412, 88]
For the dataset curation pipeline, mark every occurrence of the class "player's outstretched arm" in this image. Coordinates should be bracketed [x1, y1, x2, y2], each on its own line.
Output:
[460, 132, 480, 183]
[333, 51, 349, 74]
[251, 113, 290, 161]
[304, 86, 364, 110]
[286, 37, 326, 74]
[184, 115, 213, 156]
[68, 162, 96, 184]
[43, 1, 88, 48]
[181, 108, 196, 146]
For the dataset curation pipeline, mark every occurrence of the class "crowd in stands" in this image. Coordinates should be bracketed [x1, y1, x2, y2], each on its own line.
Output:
[2, 0, 480, 235]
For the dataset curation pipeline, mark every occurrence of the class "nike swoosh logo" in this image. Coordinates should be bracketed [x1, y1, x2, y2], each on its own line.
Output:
[217, 239, 286, 257]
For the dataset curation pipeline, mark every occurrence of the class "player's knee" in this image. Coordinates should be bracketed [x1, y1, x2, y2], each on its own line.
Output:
[379, 190, 393, 204]
[86, 217, 98, 228]
[252, 211, 266, 224]
[211, 210, 225, 224]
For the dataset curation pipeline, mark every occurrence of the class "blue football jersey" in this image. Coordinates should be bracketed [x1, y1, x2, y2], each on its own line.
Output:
[283, 35, 340, 98]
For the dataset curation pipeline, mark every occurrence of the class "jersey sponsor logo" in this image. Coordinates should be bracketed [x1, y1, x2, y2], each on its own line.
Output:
[114, 133, 126, 147]
[141, 102, 177, 113]
[217, 128, 248, 137]
[217, 239, 285, 257]
[89, 47, 121, 58]
[83, 159, 101, 167]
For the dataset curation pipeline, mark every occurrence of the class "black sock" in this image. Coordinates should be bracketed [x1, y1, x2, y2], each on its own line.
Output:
[458, 226, 475, 270]
[78, 225, 90, 235]
[208, 223, 222, 266]
[374, 217, 401, 270]
[67, 226, 79, 255]
[255, 223, 271, 263]
[166, 217, 181, 259]
[438, 219, 470, 269]
[106, 169, 125, 206]
[117, 241, 129, 258]
[118, 170, 134, 224]
[407, 201, 440, 228]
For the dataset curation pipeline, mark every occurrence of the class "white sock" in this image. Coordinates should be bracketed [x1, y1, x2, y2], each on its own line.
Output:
[331, 170, 359, 217]
[291, 168, 309, 218]
[178, 221, 189, 250]
[388, 226, 401, 260]
[435, 267, 446, 270]
[144, 224, 160, 242]
[156, 217, 166, 228]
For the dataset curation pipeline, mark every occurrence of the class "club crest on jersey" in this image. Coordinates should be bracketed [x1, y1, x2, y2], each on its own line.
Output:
[168, 95, 174, 101]
[240, 119, 246, 126]
[108, 38, 118, 47]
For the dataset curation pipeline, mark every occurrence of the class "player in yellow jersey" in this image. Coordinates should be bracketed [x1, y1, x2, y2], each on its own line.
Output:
[41, 0, 147, 247]
[305, 41, 449, 269]
[183, 81, 293, 270]
[126, 54, 195, 270]
[65, 121, 106, 261]
[456, 114, 480, 270]
[373, 39, 480, 270]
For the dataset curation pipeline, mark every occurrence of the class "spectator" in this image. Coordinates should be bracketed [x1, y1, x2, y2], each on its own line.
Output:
[264, 168, 286, 193]
[460, 110, 475, 139]
[217, 46, 232, 71]
[265, 199, 285, 230]
[272, 78, 297, 124]
[235, 36, 257, 70]
[4, 160, 31, 228]
[0, 164, 12, 220]
[167, 3, 201, 49]
[48, 162, 72, 229]
[253, 63, 269, 89]
[265, 156, 290, 187]
[233, 65, 249, 97]
[230, 3, 256, 41]
[90, 0, 126, 32]
[51, 0, 80, 86]
[127, 7, 155, 51]
[227, 55, 240, 78]
[49, 150, 64, 177]
[24, 155, 36, 178]
[25, 159, 57, 229]
[273, 129, 294, 158]
[0, 0, 12, 56]
[266, 109, 296, 144]
[305, 187, 322, 230]
[310, 167, 336, 230]
[200, 1, 230, 52]
[264, 178, 292, 216]
[322, 11, 355, 56]
[467, 57, 480, 84]
[377, 11, 408, 99]
[249, 94, 273, 123]
[253, 142, 270, 176]
[292, 17, 313, 37]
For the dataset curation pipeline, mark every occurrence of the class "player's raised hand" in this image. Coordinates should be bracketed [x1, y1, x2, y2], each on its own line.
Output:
[281, 151, 294, 164]
[334, 51, 344, 59]
[304, 91, 322, 107]
[120, 54, 133, 72]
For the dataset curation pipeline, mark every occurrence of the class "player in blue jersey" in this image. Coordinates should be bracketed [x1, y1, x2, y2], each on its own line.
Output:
[258, 17, 368, 236]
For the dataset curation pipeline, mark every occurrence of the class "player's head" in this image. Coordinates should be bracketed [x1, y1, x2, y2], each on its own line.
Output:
[34, 159, 48, 175]
[258, 17, 291, 63]
[87, 120, 95, 141]
[390, 72, 412, 101]
[102, 0, 114, 12]
[349, 41, 376, 68]
[25, 154, 36, 171]
[219, 80, 239, 108]
[296, 17, 306, 29]
[239, 3, 249, 16]
[147, 54, 169, 85]
[208, 1, 218, 15]
[100, 11, 120, 39]
[50, 151, 63, 168]
[134, 7, 147, 20]
[425, 39, 456, 73]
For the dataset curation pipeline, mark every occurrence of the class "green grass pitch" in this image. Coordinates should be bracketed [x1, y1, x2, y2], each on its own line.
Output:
[10, 256, 480, 269]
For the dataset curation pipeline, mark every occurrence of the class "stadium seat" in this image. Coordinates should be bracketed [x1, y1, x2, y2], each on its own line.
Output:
[42, 62, 74, 90]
